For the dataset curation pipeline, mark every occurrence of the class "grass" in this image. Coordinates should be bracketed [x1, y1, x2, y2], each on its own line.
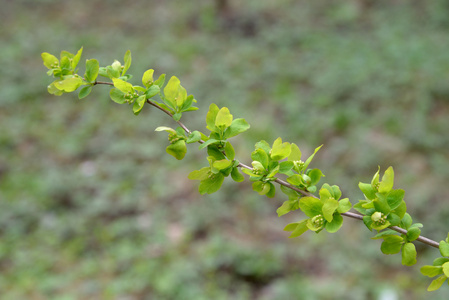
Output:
[1, 0, 449, 298]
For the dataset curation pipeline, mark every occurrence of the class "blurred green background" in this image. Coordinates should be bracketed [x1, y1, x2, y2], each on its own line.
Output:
[1, 0, 449, 299]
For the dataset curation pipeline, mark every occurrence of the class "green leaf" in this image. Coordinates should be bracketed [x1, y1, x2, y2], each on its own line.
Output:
[142, 69, 154, 87]
[166, 140, 187, 160]
[386, 213, 401, 226]
[231, 167, 244, 182]
[322, 197, 339, 222]
[420, 265, 443, 277]
[277, 199, 300, 217]
[380, 235, 403, 254]
[186, 131, 202, 144]
[188, 167, 210, 180]
[164, 76, 186, 108]
[255, 140, 271, 155]
[223, 118, 250, 139]
[362, 215, 373, 230]
[198, 172, 225, 194]
[42, 52, 59, 69]
[372, 231, 398, 239]
[71, 47, 83, 70]
[53, 77, 84, 92]
[266, 182, 276, 198]
[112, 78, 133, 93]
[406, 227, 421, 242]
[154, 73, 166, 87]
[308, 169, 323, 186]
[401, 213, 413, 229]
[440, 241, 449, 257]
[78, 86, 92, 99]
[155, 126, 176, 133]
[109, 88, 126, 104]
[198, 139, 221, 150]
[443, 262, 449, 277]
[427, 275, 447, 291]
[173, 112, 182, 121]
[251, 149, 269, 169]
[215, 107, 233, 128]
[133, 95, 146, 115]
[271, 137, 291, 161]
[373, 194, 391, 214]
[288, 143, 302, 161]
[386, 189, 405, 210]
[206, 103, 219, 131]
[47, 82, 63, 95]
[402, 242, 417, 266]
[290, 220, 309, 238]
[280, 185, 299, 199]
[279, 161, 294, 174]
[299, 197, 323, 218]
[213, 159, 232, 170]
[224, 142, 235, 160]
[325, 213, 343, 233]
[393, 200, 407, 219]
[359, 182, 377, 200]
[145, 85, 160, 99]
[337, 198, 352, 213]
[252, 181, 264, 193]
[303, 145, 322, 170]
[85, 59, 99, 83]
[287, 174, 303, 186]
[379, 166, 394, 193]
[122, 50, 132, 76]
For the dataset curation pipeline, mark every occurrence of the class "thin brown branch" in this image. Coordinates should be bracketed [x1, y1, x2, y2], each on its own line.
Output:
[97, 82, 441, 250]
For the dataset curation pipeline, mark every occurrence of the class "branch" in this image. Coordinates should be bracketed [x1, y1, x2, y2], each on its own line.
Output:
[143, 93, 441, 249]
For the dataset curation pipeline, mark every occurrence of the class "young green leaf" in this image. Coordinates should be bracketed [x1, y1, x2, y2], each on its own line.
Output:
[420, 265, 443, 278]
[303, 145, 322, 170]
[166, 140, 187, 160]
[337, 198, 352, 213]
[112, 78, 134, 93]
[271, 137, 291, 161]
[379, 166, 394, 193]
[299, 197, 323, 218]
[109, 88, 126, 104]
[359, 182, 377, 200]
[142, 69, 154, 87]
[188, 167, 210, 180]
[325, 214, 343, 233]
[230, 167, 244, 182]
[402, 242, 417, 266]
[288, 143, 302, 161]
[186, 131, 202, 144]
[215, 107, 233, 128]
[427, 275, 447, 291]
[224, 141, 235, 160]
[85, 59, 99, 83]
[133, 95, 146, 115]
[406, 227, 421, 242]
[54, 77, 84, 92]
[440, 241, 449, 257]
[71, 47, 83, 70]
[322, 197, 339, 222]
[198, 172, 225, 194]
[78, 86, 92, 99]
[42, 52, 59, 69]
[206, 103, 219, 131]
[286, 220, 309, 238]
[380, 235, 403, 254]
[277, 199, 300, 217]
[223, 118, 250, 139]
[122, 50, 132, 76]
[386, 189, 405, 210]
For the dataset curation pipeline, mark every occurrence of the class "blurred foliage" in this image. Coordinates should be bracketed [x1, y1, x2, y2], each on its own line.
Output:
[2, 0, 449, 298]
